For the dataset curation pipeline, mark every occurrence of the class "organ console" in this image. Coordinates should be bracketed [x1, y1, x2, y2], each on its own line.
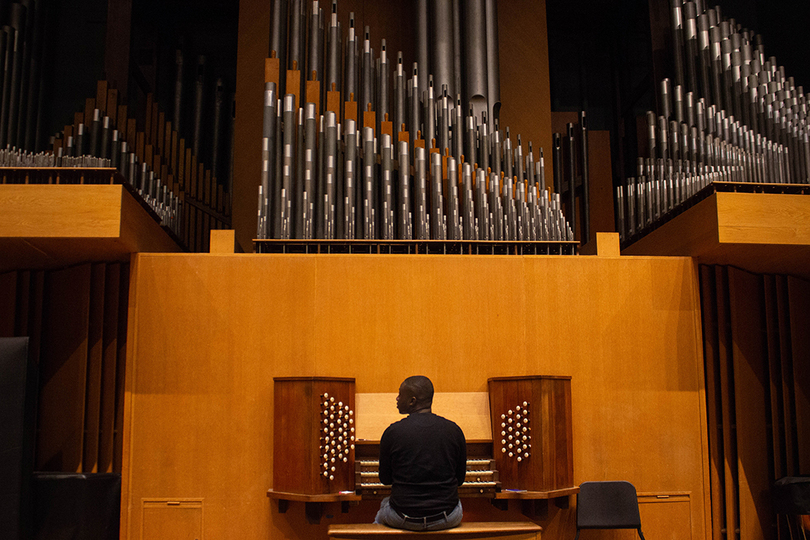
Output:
[268, 376, 577, 524]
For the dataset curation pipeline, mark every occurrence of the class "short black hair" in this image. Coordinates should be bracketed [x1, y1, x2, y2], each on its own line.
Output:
[401, 375, 434, 406]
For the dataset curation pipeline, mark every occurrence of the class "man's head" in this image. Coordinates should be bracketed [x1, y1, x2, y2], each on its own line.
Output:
[396, 375, 434, 414]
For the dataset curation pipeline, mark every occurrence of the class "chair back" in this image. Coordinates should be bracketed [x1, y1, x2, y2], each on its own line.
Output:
[577, 481, 642, 530]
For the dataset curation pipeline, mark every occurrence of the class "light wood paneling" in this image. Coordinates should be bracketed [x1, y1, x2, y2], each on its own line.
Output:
[141, 499, 203, 540]
[355, 392, 492, 442]
[637, 492, 693, 540]
[122, 253, 708, 540]
[0, 184, 123, 238]
[623, 193, 810, 279]
[717, 193, 810, 245]
[0, 185, 181, 273]
[622, 194, 719, 258]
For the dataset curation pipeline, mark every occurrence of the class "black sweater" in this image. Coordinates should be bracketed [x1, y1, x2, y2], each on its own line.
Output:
[378, 412, 467, 516]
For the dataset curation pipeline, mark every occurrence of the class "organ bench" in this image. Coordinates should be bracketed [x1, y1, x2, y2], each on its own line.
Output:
[327, 522, 543, 540]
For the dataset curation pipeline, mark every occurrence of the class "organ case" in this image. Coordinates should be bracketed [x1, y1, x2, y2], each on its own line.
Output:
[488, 376, 574, 493]
[272, 377, 357, 495]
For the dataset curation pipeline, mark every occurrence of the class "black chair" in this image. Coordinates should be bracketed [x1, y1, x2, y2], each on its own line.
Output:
[772, 476, 810, 540]
[574, 481, 646, 540]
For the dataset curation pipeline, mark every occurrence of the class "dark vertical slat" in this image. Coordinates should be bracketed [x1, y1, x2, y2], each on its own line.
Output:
[700, 264, 725, 540]
[715, 265, 739, 540]
[14, 271, 30, 338]
[786, 276, 810, 475]
[82, 264, 106, 473]
[37, 264, 92, 472]
[763, 276, 785, 481]
[0, 271, 17, 337]
[26, 271, 44, 365]
[113, 264, 129, 473]
[554, 378, 573, 491]
[727, 267, 773, 540]
[764, 276, 787, 540]
[775, 277, 796, 476]
[98, 263, 120, 473]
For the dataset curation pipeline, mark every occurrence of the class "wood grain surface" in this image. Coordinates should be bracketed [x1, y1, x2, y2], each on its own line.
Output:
[122, 253, 708, 540]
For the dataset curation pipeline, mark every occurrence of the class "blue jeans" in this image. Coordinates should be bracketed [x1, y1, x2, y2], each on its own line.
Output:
[374, 497, 463, 531]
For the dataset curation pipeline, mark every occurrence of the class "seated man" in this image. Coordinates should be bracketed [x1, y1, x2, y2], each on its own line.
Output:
[374, 375, 466, 531]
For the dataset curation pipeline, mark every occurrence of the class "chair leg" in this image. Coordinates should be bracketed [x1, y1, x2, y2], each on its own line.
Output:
[574, 530, 580, 540]
[637, 528, 646, 540]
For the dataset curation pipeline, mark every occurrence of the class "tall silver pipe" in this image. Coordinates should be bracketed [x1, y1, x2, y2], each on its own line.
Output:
[394, 54, 406, 134]
[484, 0, 501, 124]
[270, 0, 288, 96]
[452, 0, 462, 102]
[431, 0, 454, 102]
[345, 15, 357, 100]
[463, 0, 488, 122]
[307, 2, 322, 81]
[416, 0, 429, 106]
[289, 0, 303, 70]
[191, 55, 206, 158]
[326, 2, 340, 92]
[173, 49, 184, 135]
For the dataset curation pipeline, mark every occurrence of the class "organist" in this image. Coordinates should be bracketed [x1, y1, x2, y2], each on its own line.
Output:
[373, 376, 467, 531]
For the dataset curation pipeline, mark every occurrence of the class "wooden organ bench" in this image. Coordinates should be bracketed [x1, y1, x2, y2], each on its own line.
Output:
[327, 522, 543, 540]
[267, 376, 576, 524]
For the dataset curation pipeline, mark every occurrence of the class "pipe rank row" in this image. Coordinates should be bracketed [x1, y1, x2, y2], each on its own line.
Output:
[269, 0, 501, 136]
[617, 0, 810, 242]
[257, 84, 573, 243]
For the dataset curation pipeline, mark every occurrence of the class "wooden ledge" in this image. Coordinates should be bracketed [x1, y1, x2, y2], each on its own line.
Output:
[0, 184, 181, 272]
[622, 191, 810, 279]
[266, 489, 362, 503]
[493, 487, 579, 500]
[328, 522, 542, 537]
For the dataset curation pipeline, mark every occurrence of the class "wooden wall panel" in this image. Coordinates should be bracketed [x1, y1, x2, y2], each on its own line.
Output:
[114, 264, 130, 474]
[2, 263, 128, 479]
[775, 278, 797, 477]
[122, 254, 708, 540]
[0, 271, 17, 337]
[763, 277, 785, 480]
[727, 268, 771, 540]
[83, 264, 106, 473]
[699, 267, 810, 540]
[26, 272, 44, 364]
[787, 277, 810, 474]
[637, 493, 694, 540]
[714, 266, 740, 540]
[37, 264, 92, 472]
[699, 266, 724, 540]
[99, 264, 121, 473]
